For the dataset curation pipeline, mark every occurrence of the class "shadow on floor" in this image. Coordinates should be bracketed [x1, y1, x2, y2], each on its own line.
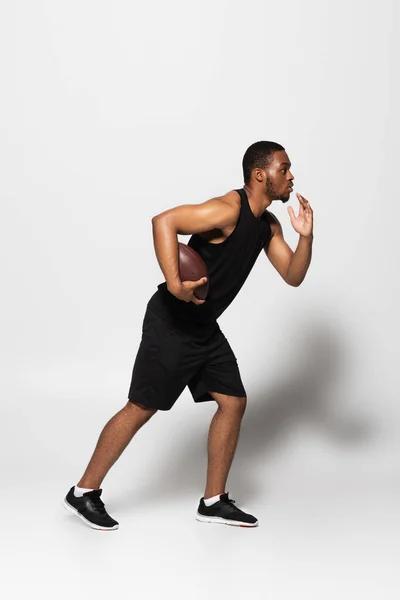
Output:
[116, 317, 374, 510]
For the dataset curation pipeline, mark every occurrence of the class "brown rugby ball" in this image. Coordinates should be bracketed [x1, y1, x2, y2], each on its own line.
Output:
[178, 242, 209, 300]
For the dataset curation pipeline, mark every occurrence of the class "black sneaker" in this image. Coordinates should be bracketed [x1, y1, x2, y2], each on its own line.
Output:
[63, 486, 119, 531]
[196, 493, 258, 527]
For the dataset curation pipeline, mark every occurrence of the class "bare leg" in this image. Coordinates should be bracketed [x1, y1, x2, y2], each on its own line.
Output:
[77, 400, 157, 489]
[204, 393, 247, 498]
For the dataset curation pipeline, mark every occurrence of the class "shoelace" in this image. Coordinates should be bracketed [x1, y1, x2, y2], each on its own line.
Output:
[87, 493, 106, 513]
[222, 496, 246, 514]
[220, 495, 237, 509]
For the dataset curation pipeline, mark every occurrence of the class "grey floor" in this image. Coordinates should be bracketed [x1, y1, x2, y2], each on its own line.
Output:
[2, 382, 399, 600]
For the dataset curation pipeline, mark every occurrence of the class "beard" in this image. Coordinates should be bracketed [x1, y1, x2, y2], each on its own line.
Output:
[266, 177, 290, 203]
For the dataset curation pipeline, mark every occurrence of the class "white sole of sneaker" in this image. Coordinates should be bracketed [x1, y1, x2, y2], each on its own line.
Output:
[63, 498, 119, 531]
[195, 512, 258, 527]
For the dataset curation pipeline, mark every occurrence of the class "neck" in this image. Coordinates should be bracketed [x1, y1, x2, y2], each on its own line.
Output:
[243, 184, 273, 216]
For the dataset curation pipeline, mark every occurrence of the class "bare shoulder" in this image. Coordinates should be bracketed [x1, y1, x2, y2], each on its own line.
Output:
[191, 191, 240, 242]
[263, 210, 282, 237]
[219, 189, 242, 210]
[212, 190, 241, 224]
[205, 190, 240, 226]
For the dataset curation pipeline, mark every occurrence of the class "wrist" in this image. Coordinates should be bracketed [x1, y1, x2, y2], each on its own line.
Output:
[167, 279, 182, 295]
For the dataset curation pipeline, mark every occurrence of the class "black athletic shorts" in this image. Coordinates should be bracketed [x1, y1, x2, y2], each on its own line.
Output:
[127, 298, 246, 411]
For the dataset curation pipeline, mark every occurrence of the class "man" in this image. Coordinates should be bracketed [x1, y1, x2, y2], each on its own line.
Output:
[63, 141, 314, 530]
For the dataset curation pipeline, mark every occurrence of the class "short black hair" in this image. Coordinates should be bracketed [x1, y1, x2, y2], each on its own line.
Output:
[242, 141, 285, 185]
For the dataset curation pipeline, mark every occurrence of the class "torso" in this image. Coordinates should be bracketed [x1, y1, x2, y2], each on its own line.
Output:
[197, 189, 278, 245]
[155, 186, 275, 324]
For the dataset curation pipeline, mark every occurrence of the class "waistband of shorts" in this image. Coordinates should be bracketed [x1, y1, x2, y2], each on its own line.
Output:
[146, 292, 220, 341]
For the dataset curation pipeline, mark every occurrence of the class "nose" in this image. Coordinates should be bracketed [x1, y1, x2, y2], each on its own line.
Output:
[288, 171, 294, 181]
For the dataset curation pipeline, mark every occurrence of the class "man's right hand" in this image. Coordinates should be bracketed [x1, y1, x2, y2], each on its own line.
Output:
[167, 278, 208, 305]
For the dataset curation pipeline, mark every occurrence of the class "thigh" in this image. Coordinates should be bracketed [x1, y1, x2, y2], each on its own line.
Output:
[188, 331, 247, 404]
[128, 307, 203, 411]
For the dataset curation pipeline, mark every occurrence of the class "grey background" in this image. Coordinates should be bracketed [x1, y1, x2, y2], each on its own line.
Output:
[1, 0, 399, 598]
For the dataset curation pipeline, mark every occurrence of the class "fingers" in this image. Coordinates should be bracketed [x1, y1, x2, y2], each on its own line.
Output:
[296, 193, 305, 212]
[180, 278, 208, 304]
[193, 277, 208, 288]
[296, 193, 313, 212]
[287, 206, 295, 219]
[191, 278, 207, 304]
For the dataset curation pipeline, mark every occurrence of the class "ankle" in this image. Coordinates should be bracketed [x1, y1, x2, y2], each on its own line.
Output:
[203, 492, 225, 507]
[204, 490, 225, 500]
[77, 480, 101, 489]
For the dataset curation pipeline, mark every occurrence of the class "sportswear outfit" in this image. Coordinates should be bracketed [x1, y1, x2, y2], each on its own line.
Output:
[64, 188, 271, 529]
[127, 187, 272, 410]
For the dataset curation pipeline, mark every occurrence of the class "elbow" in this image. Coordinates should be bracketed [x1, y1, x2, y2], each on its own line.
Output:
[151, 212, 178, 235]
[285, 270, 300, 287]
[152, 214, 167, 233]
[286, 278, 301, 287]
[285, 267, 303, 287]
[152, 213, 172, 227]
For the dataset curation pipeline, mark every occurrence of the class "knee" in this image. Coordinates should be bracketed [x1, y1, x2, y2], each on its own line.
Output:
[213, 393, 247, 417]
[234, 396, 247, 417]
[125, 399, 158, 418]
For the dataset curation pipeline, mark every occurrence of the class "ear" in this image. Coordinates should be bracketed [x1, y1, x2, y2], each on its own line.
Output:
[253, 168, 265, 183]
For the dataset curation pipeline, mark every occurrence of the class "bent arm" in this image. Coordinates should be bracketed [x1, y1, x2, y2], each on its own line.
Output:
[264, 211, 313, 286]
[286, 234, 313, 286]
[152, 198, 235, 294]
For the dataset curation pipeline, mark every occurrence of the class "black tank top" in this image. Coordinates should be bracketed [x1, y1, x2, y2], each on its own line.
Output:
[148, 188, 272, 325]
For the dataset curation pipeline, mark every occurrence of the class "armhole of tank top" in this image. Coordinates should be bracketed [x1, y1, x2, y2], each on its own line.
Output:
[193, 192, 243, 249]
[262, 211, 274, 241]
